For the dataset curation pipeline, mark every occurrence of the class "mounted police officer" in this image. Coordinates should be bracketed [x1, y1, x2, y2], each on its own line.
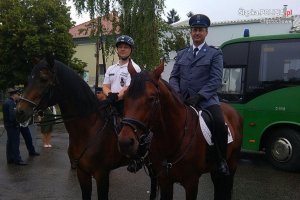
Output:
[102, 35, 141, 114]
[2, 88, 39, 165]
[102, 35, 142, 172]
[169, 14, 230, 175]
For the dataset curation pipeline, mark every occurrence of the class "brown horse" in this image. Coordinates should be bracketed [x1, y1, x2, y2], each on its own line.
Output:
[15, 57, 157, 200]
[117, 61, 243, 200]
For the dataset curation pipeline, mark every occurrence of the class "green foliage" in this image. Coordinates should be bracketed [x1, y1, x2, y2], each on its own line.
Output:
[0, 0, 85, 89]
[166, 8, 180, 24]
[117, 0, 165, 70]
[69, 57, 87, 75]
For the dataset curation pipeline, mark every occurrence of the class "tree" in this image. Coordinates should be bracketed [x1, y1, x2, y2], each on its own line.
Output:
[166, 8, 180, 24]
[0, 0, 86, 89]
[72, 0, 167, 70]
[187, 11, 194, 18]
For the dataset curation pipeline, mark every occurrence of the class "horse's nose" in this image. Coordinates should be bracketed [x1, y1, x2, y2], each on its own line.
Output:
[15, 110, 25, 122]
[118, 136, 136, 156]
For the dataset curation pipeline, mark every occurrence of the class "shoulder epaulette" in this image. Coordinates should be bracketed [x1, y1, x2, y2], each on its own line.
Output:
[176, 46, 189, 53]
[209, 45, 220, 50]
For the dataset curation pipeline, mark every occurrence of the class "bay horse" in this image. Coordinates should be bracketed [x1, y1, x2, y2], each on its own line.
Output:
[15, 57, 157, 200]
[117, 61, 243, 200]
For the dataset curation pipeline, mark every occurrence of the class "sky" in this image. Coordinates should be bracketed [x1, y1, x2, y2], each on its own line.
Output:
[68, 0, 300, 25]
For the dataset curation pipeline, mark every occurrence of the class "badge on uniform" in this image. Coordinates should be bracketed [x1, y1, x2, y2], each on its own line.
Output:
[120, 77, 125, 87]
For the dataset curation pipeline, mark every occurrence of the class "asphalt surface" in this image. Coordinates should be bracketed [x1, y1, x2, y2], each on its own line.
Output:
[0, 123, 300, 200]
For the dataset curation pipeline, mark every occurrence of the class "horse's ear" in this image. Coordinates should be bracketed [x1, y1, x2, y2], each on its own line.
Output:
[45, 53, 55, 69]
[153, 58, 164, 80]
[128, 59, 137, 77]
[31, 57, 41, 65]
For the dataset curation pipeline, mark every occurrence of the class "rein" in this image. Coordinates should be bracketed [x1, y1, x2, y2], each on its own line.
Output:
[71, 118, 110, 170]
[162, 106, 199, 174]
[122, 77, 199, 175]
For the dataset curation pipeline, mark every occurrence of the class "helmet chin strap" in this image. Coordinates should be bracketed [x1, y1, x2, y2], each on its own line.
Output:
[120, 56, 130, 61]
[118, 50, 132, 61]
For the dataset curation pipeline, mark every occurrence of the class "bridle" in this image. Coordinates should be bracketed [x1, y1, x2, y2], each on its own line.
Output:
[121, 77, 198, 175]
[18, 64, 59, 123]
[121, 78, 160, 158]
[19, 85, 55, 114]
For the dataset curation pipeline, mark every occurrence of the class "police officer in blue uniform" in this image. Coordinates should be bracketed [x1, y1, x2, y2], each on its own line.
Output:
[2, 88, 39, 165]
[169, 14, 229, 175]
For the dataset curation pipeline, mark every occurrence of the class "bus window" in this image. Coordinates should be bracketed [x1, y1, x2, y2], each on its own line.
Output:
[220, 42, 248, 102]
[259, 42, 300, 83]
[220, 68, 244, 102]
[222, 68, 243, 94]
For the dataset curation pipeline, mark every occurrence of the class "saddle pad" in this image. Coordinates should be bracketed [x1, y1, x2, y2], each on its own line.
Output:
[191, 107, 233, 146]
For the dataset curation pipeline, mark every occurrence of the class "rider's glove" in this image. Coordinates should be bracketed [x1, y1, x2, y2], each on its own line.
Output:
[185, 94, 205, 107]
[107, 92, 119, 104]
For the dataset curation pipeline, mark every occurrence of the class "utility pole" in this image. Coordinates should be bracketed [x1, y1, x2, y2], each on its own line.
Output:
[95, 36, 100, 90]
[99, 35, 106, 75]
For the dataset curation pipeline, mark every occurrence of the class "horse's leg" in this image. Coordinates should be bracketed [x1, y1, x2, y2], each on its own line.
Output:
[148, 167, 158, 200]
[182, 176, 199, 200]
[94, 170, 110, 200]
[159, 178, 174, 200]
[77, 168, 92, 200]
[210, 170, 234, 200]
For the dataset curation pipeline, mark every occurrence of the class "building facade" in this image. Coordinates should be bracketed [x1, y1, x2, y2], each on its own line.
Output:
[69, 15, 119, 87]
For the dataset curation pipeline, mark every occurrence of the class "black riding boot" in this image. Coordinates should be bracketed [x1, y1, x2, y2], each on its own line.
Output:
[215, 130, 230, 176]
[206, 105, 230, 176]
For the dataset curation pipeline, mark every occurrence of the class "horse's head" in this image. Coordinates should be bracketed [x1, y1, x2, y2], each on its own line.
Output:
[118, 60, 164, 158]
[16, 56, 57, 123]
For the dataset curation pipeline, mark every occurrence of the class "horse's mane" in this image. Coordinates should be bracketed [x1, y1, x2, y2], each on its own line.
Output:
[160, 79, 184, 104]
[127, 71, 184, 104]
[33, 59, 99, 116]
[127, 71, 148, 98]
[54, 60, 99, 116]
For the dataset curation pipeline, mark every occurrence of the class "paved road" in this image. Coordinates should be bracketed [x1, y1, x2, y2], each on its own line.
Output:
[0, 124, 300, 200]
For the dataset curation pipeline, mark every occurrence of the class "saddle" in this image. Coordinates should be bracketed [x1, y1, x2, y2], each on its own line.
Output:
[190, 107, 233, 146]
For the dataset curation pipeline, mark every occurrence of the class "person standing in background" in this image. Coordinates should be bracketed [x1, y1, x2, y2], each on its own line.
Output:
[40, 106, 56, 148]
[2, 88, 39, 165]
[20, 125, 40, 156]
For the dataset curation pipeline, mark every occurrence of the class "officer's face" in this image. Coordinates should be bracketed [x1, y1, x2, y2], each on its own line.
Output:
[191, 27, 208, 45]
[117, 43, 132, 59]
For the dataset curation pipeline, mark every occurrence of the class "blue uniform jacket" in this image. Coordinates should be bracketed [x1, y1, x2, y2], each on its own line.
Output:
[2, 98, 19, 128]
[169, 43, 223, 108]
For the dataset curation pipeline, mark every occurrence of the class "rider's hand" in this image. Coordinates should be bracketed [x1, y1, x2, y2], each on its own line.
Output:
[185, 94, 205, 106]
[107, 92, 119, 104]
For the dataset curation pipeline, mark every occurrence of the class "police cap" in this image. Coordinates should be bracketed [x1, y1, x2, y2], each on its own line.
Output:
[189, 14, 211, 28]
[7, 88, 20, 94]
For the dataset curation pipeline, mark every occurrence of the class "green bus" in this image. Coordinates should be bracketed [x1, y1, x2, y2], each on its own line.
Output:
[218, 33, 300, 171]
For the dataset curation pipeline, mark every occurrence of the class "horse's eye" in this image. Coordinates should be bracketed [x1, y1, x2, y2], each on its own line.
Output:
[148, 95, 158, 104]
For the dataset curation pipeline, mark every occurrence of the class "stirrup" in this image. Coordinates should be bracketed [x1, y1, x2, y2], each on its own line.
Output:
[127, 160, 143, 173]
[217, 159, 230, 176]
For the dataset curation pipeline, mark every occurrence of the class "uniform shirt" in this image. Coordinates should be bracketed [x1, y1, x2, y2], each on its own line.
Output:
[2, 97, 18, 128]
[103, 60, 141, 93]
[169, 43, 223, 109]
[193, 42, 205, 56]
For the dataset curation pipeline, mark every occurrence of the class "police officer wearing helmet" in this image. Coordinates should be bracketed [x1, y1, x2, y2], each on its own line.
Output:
[102, 35, 141, 113]
[169, 14, 230, 175]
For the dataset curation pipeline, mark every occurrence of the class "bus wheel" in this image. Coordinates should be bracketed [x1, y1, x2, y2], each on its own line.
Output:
[266, 128, 300, 172]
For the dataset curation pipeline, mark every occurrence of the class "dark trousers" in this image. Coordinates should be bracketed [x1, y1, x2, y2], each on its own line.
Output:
[6, 126, 22, 162]
[205, 104, 228, 158]
[115, 100, 124, 116]
[20, 126, 36, 154]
